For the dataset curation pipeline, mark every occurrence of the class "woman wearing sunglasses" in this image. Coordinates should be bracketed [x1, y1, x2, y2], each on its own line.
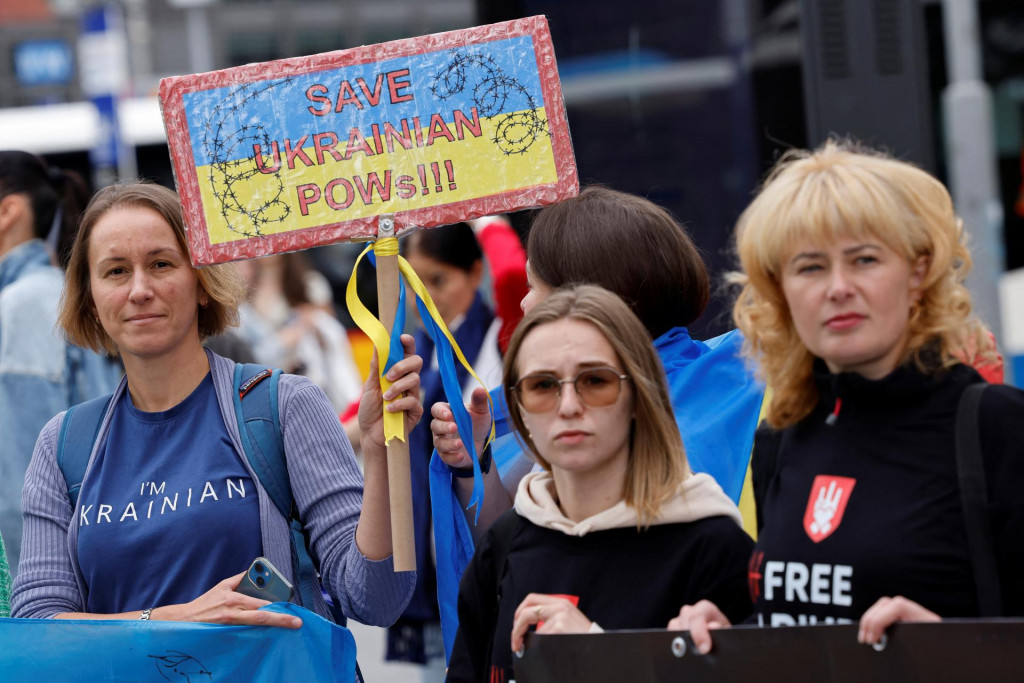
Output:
[445, 285, 753, 683]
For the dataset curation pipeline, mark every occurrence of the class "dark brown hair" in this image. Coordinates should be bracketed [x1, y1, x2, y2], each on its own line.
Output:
[527, 186, 709, 339]
[0, 150, 89, 269]
[403, 222, 481, 272]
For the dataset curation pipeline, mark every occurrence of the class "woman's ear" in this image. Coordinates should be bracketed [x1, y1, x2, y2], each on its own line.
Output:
[0, 194, 28, 235]
[910, 254, 929, 300]
[198, 287, 210, 309]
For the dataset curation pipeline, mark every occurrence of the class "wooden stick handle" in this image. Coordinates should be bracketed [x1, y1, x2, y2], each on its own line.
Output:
[374, 248, 416, 572]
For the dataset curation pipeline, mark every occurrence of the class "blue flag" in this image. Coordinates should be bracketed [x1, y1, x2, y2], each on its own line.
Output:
[0, 604, 355, 682]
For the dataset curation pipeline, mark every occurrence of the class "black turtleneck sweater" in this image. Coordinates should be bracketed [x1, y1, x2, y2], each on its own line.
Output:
[751, 362, 1024, 626]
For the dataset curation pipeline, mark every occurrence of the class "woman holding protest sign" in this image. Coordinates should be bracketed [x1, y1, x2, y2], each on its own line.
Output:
[670, 141, 1024, 650]
[445, 285, 753, 683]
[12, 182, 420, 629]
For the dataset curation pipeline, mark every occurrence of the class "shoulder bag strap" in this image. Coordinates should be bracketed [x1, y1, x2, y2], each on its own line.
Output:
[955, 382, 1002, 617]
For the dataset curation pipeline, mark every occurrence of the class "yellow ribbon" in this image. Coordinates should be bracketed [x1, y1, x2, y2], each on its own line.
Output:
[345, 235, 495, 448]
[346, 240, 405, 444]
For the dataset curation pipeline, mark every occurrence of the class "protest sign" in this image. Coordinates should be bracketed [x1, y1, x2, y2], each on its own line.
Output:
[159, 15, 577, 265]
[515, 621, 1024, 682]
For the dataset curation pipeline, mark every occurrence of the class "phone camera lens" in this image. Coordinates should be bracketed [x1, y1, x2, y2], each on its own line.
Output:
[256, 576, 266, 587]
[254, 563, 264, 573]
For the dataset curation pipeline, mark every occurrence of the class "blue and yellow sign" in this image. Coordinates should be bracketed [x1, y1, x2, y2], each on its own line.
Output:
[160, 16, 577, 265]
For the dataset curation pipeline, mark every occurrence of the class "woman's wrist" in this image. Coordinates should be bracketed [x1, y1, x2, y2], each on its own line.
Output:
[450, 441, 492, 478]
[359, 434, 384, 462]
[150, 603, 181, 622]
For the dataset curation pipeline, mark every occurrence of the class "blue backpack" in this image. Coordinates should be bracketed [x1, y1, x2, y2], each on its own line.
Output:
[56, 363, 340, 623]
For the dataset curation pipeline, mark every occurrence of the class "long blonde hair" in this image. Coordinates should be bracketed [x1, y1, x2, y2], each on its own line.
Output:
[503, 285, 688, 527]
[732, 140, 993, 429]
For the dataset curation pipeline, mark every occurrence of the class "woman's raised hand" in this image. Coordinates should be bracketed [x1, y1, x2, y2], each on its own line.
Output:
[156, 573, 302, 628]
[667, 600, 731, 654]
[511, 594, 594, 654]
[431, 386, 491, 469]
[357, 334, 424, 453]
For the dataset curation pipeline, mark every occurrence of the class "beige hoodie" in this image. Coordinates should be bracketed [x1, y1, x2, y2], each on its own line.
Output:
[513, 469, 742, 536]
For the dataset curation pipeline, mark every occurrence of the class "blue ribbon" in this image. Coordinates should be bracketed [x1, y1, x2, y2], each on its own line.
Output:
[365, 252, 487, 520]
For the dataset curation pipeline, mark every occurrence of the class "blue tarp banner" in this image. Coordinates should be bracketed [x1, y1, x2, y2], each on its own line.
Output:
[0, 603, 355, 682]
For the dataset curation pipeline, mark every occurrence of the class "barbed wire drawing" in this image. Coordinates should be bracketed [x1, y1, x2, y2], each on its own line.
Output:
[429, 50, 549, 155]
[199, 78, 293, 238]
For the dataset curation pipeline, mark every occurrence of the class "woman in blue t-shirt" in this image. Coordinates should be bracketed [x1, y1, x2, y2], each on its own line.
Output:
[12, 182, 422, 628]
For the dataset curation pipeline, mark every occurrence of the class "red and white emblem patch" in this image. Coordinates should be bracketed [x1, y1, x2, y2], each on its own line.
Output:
[803, 475, 856, 543]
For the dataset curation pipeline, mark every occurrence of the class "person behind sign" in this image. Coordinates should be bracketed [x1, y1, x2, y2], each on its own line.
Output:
[0, 151, 121, 577]
[11, 182, 420, 628]
[670, 140, 1024, 650]
[242, 252, 363, 412]
[445, 285, 753, 683]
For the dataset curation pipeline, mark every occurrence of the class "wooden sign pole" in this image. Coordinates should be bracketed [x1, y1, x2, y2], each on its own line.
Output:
[375, 215, 416, 572]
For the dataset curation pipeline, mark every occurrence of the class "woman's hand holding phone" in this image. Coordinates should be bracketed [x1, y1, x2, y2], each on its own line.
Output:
[236, 557, 294, 603]
[151, 570, 302, 629]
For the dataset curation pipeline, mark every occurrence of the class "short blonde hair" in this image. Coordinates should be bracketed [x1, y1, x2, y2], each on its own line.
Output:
[60, 182, 246, 355]
[502, 285, 688, 527]
[732, 140, 993, 428]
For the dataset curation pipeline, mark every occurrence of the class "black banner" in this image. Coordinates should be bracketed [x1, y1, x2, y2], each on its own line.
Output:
[514, 621, 1024, 682]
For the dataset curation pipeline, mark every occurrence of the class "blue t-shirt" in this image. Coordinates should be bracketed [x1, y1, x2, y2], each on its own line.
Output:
[77, 373, 262, 613]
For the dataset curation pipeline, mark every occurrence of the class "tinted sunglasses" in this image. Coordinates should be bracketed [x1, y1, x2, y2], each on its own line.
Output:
[513, 367, 630, 413]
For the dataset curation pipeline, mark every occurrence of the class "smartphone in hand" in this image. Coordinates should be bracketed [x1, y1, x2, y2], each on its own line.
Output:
[236, 557, 294, 603]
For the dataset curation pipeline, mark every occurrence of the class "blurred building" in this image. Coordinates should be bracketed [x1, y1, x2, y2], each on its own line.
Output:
[0, 0, 476, 184]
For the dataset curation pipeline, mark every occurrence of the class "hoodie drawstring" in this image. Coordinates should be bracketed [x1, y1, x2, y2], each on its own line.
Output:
[826, 397, 842, 426]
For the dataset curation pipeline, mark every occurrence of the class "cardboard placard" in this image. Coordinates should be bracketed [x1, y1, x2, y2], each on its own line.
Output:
[515, 621, 1024, 682]
[159, 15, 577, 265]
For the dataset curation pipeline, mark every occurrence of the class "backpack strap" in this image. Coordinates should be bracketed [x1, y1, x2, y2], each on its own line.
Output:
[232, 364, 290, 517]
[57, 393, 114, 509]
[231, 363, 340, 623]
[955, 382, 1002, 617]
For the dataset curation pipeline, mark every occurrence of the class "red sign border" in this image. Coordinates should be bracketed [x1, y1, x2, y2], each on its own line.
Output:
[159, 15, 577, 265]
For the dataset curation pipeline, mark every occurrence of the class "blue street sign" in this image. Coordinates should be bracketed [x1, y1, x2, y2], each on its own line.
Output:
[13, 40, 73, 87]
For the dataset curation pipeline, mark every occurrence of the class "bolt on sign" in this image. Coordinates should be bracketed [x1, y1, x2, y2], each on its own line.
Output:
[159, 15, 578, 265]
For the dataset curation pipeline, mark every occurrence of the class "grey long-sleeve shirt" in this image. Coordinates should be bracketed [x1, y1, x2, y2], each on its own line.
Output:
[12, 349, 415, 625]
